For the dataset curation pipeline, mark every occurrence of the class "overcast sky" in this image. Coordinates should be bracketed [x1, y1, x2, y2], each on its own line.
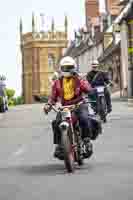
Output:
[0, 0, 102, 96]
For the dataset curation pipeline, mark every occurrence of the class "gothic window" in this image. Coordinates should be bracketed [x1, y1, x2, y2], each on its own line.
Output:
[48, 54, 55, 69]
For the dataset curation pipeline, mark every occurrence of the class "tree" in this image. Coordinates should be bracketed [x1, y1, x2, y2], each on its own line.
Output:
[6, 89, 15, 99]
[13, 96, 24, 105]
[5, 89, 15, 106]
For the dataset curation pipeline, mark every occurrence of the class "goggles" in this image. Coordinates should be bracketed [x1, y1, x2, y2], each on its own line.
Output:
[61, 65, 75, 72]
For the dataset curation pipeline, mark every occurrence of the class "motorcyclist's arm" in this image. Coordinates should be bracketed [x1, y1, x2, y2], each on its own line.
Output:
[48, 80, 58, 105]
[86, 72, 93, 83]
[80, 79, 92, 93]
[103, 72, 110, 84]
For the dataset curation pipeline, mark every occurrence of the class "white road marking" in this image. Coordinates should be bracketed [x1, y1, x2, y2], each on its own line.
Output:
[12, 145, 27, 157]
[10, 133, 44, 161]
[6, 145, 27, 165]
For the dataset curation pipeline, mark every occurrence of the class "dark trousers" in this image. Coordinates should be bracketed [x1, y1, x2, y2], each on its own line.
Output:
[104, 88, 112, 109]
[75, 103, 92, 139]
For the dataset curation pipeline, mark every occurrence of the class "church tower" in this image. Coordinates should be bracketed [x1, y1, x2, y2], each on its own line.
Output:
[20, 14, 68, 104]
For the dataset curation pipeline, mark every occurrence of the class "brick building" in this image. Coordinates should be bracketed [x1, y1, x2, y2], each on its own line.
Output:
[85, 0, 121, 30]
[85, 0, 100, 26]
[107, 0, 121, 16]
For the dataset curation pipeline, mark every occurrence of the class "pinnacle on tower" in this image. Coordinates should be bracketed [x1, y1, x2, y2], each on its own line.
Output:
[19, 18, 23, 44]
[64, 15, 68, 33]
[51, 17, 55, 32]
[20, 18, 23, 35]
[32, 12, 35, 32]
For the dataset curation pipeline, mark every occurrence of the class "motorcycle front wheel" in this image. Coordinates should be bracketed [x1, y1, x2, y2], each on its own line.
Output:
[98, 96, 107, 123]
[61, 130, 74, 173]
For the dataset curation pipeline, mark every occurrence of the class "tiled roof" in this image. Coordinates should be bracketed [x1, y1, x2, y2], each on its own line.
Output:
[98, 41, 120, 62]
[93, 31, 104, 45]
[65, 31, 104, 58]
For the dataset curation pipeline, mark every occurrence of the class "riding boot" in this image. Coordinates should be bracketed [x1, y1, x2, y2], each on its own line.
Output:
[81, 128, 93, 159]
[54, 145, 64, 160]
[105, 89, 112, 113]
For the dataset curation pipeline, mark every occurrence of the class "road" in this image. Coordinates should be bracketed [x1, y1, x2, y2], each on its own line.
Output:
[0, 102, 133, 200]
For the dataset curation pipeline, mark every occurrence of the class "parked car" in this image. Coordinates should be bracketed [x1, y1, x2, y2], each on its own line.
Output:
[0, 90, 8, 113]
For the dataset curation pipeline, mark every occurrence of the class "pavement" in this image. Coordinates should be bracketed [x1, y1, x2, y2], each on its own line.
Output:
[111, 90, 120, 98]
[0, 101, 133, 200]
[111, 91, 127, 102]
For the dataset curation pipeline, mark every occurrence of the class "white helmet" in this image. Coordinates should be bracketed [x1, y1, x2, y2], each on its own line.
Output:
[92, 60, 99, 69]
[59, 56, 76, 77]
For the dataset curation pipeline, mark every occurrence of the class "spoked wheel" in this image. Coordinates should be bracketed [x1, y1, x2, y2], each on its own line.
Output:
[99, 96, 107, 123]
[75, 133, 84, 166]
[61, 130, 74, 173]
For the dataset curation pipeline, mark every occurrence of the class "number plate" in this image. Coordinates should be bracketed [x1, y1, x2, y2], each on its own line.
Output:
[96, 87, 104, 93]
[88, 106, 95, 115]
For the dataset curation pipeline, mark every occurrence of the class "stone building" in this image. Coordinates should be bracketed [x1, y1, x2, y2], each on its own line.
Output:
[98, 39, 121, 92]
[106, 0, 122, 16]
[64, 0, 123, 83]
[98, 0, 133, 98]
[20, 14, 68, 104]
[116, 0, 133, 103]
[85, 0, 100, 27]
[64, 28, 103, 74]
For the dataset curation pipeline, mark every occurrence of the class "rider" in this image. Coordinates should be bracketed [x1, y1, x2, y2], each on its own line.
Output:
[86, 60, 112, 113]
[44, 56, 93, 159]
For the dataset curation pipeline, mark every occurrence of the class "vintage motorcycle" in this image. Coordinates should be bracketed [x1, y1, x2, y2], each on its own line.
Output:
[48, 102, 89, 173]
[95, 83, 112, 123]
[34, 96, 101, 173]
[95, 85, 107, 123]
[89, 83, 111, 123]
[47, 100, 102, 173]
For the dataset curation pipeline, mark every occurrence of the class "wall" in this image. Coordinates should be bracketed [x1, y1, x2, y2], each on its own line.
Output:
[120, 20, 129, 96]
[22, 32, 67, 104]
[76, 43, 103, 74]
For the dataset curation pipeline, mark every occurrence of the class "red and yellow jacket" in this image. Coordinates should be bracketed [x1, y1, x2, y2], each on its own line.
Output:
[48, 76, 92, 106]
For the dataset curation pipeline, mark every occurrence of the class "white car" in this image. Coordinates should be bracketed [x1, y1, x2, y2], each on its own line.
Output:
[0, 95, 8, 112]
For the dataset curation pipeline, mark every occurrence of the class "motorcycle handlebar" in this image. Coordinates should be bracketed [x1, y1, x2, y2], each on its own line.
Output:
[47, 99, 96, 114]
[47, 102, 82, 113]
[90, 83, 112, 91]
